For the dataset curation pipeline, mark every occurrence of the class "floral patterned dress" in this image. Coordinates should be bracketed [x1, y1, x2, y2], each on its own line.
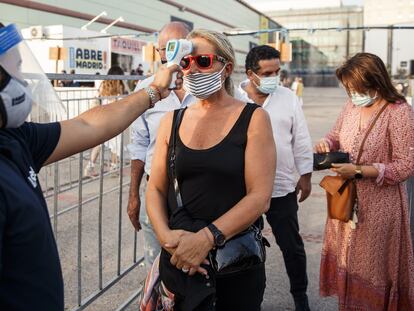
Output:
[320, 101, 414, 310]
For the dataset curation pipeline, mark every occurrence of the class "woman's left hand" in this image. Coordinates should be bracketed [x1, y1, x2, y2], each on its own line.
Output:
[169, 229, 214, 276]
[331, 163, 357, 179]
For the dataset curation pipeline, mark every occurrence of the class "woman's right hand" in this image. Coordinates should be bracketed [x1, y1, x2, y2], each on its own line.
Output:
[162, 229, 187, 256]
[314, 138, 330, 153]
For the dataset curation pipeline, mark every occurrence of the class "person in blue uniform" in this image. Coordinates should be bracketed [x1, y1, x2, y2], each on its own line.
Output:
[0, 22, 181, 310]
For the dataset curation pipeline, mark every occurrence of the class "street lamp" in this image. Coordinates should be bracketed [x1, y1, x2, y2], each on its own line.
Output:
[81, 11, 107, 30]
[100, 17, 124, 33]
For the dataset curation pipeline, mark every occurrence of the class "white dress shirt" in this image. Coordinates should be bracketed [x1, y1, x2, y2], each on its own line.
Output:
[127, 77, 195, 175]
[237, 80, 313, 198]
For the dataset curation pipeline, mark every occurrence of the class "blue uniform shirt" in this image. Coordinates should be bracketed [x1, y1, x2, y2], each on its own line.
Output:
[0, 122, 64, 310]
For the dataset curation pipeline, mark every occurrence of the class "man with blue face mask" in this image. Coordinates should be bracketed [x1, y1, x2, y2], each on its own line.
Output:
[237, 45, 313, 311]
[0, 22, 182, 310]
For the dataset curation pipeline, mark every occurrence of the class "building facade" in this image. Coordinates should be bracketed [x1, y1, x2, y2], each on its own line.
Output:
[266, 5, 364, 86]
[0, 0, 281, 77]
[364, 0, 414, 77]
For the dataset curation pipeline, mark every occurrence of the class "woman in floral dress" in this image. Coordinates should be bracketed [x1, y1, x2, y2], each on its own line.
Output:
[315, 53, 414, 310]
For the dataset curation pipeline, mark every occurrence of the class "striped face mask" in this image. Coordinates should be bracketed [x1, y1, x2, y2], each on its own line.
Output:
[183, 65, 226, 99]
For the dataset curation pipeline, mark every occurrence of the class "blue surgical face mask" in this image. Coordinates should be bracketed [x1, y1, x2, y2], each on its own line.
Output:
[253, 72, 279, 94]
[350, 92, 377, 107]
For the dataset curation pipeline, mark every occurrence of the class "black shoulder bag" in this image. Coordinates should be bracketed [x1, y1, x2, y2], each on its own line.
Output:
[169, 109, 269, 276]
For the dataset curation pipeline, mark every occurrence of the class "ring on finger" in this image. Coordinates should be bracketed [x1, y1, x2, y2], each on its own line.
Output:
[182, 267, 189, 273]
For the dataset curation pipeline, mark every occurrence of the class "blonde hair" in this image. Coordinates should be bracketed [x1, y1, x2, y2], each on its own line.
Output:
[99, 66, 126, 97]
[99, 80, 125, 97]
[187, 29, 235, 96]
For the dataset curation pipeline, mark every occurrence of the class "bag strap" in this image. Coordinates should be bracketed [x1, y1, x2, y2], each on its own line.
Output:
[169, 107, 262, 233]
[169, 108, 185, 210]
[356, 102, 389, 164]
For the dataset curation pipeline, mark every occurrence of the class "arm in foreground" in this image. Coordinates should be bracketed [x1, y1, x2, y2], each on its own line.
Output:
[45, 65, 181, 165]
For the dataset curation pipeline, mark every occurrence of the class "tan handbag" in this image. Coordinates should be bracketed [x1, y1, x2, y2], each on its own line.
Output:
[319, 102, 389, 222]
[320, 176, 356, 221]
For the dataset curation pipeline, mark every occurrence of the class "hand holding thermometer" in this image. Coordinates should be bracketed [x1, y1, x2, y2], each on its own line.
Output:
[166, 39, 193, 89]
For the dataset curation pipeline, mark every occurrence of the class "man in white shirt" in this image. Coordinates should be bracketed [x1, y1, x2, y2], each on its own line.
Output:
[238, 45, 313, 311]
[127, 22, 195, 268]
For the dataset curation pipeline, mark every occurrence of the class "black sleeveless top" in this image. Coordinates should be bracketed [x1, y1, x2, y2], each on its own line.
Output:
[160, 103, 261, 310]
[166, 103, 260, 228]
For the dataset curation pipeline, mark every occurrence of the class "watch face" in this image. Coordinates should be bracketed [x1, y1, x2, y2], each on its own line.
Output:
[216, 234, 226, 247]
[355, 173, 363, 179]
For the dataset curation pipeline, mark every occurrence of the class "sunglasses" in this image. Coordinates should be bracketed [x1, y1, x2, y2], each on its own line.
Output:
[181, 54, 226, 70]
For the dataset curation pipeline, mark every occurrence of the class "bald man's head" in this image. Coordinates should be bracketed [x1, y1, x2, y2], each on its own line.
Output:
[157, 22, 190, 63]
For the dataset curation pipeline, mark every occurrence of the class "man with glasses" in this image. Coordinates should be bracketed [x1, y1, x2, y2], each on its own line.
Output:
[127, 22, 195, 269]
[237, 45, 313, 311]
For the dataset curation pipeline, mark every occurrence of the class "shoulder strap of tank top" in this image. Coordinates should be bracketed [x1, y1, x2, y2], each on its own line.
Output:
[168, 108, 186, 146]
[230, 103, 260, 139]
[169, 108, 186, 210]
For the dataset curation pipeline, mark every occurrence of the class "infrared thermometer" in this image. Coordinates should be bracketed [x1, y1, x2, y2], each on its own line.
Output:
[166, 39, 193, 89]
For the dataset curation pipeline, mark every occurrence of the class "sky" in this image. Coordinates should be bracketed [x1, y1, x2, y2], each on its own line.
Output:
[244, 0, 363, 12]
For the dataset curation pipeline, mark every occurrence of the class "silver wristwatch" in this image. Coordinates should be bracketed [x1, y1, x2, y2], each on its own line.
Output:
[144, 86, 160, 108]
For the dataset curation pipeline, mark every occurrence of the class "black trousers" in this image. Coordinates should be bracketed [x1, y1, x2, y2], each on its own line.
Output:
[176, 264, 266, 311]
[265, 191, 308, 299]
[215, 264, 266, 311]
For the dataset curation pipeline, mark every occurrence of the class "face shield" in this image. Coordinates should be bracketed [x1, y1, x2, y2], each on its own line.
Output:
[0, 24, 66, 123]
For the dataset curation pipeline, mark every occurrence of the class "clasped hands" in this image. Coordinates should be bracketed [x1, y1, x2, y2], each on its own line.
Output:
[163, 228, 214, 276]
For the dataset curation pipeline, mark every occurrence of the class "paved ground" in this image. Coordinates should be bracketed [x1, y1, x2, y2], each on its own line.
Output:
[42, 86, 349, 310]
[260, 87, 346, 311]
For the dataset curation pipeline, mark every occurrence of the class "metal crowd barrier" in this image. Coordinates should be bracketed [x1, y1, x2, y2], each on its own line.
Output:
[35, 73, 147, 310]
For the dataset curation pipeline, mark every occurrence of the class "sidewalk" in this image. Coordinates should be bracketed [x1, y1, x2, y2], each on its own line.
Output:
[261, 87, 345, 310]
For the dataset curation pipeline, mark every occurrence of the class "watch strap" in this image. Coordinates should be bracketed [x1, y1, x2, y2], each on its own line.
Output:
[355, 165, 363, 179]
[207, 223, 224, 246]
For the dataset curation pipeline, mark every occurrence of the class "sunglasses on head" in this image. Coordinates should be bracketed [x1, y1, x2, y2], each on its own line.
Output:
[181, 54, 226, 70]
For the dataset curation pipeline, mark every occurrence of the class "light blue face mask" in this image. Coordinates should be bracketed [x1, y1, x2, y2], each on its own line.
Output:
[253, 72, 280, 94]
[350, 92, 377, 107]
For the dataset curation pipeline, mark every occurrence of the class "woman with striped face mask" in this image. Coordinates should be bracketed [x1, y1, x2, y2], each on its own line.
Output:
[146, 29, 276, 311]
[182, 53, 227, 99]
